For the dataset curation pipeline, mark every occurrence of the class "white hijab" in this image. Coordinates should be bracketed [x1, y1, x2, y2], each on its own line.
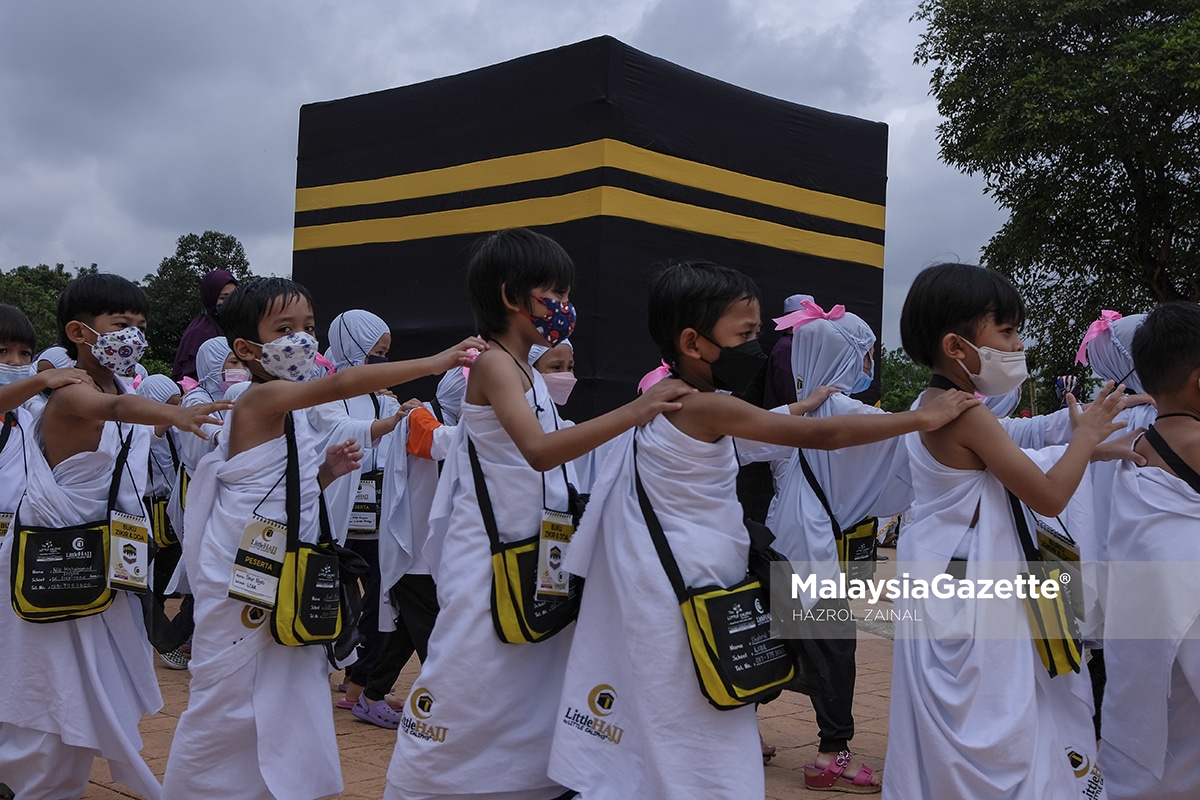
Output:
[195, 336, 232, 399]
[325, 309, 389, 371]
[1084, 313, 1145, 393]
[790, 308, 875, 396]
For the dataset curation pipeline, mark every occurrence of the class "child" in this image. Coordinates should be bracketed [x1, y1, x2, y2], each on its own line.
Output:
[0, 277, 226, 800]
[161, 277, 482, 800]
[546, 260, 978, 799]
[883, 263, 1126, 800]
[1101, 301, 1200, 800]
[383, 228, 693, 800]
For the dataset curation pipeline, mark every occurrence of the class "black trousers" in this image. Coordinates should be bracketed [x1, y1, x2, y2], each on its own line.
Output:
[363, 573, 441, 702]
[345, 538, 384, 686]
[808, 602, 857, 753]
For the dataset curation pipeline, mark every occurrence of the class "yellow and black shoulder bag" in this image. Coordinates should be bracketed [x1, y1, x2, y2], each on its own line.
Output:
[270, 412, 368, 659]
[633, 441, 796, 710]
[1007, 489, 1083, 677]
[796, 450, 878, 580]
[468, 437, 582, 644]
[146, 431, 180, 549]
[10, 427, 135, 622]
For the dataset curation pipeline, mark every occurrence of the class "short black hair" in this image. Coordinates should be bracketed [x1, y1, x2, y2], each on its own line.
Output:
[900, 263, 1025, 368]
[0, 304, 37, 352]
[467, 228, 574, 339]
[220, 277, 314, 348]
[1131, 301, 1200, 398]
[57, 273, 150, 358]
[647, 260, 761, 366]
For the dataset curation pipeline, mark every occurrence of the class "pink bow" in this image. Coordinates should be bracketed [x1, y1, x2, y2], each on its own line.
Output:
[773, 299, 846, 331]
[638, 361, 673, 394]
[1075, 310, 1122, 365]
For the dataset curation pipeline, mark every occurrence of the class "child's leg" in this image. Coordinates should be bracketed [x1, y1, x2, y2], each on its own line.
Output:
[810, 632, 857, 753]
[0, 724, 96, 800]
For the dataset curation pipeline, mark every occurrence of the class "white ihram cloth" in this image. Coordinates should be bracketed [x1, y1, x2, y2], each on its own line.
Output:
[162, 409, 342, 800]
[385, 372, 572, 800]
[547, 416, 762, 799]
[883, 432, 1104, 800]
[1101, 460, 1200, 799]
[0, 419, 163, 800]
[377, 406, 444, 630]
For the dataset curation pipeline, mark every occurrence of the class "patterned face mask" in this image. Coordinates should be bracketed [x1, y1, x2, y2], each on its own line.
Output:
[250, 332, 319, 382]
[528, 296, 576, 346]
[85, 324, 147, 376]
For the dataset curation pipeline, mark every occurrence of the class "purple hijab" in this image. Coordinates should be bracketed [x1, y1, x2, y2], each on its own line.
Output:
[172, 269, 237, 381]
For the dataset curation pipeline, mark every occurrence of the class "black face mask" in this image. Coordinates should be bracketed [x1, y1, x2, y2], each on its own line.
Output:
[701, 336, 766, 395]
[365, 354, 388, 365]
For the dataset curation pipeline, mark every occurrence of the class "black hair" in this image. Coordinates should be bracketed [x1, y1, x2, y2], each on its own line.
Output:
[466, 228, 574, 339]
[1131, 301, 1200, 398]
[0, 304, 37, 352]
[900, 263, 1025, 368]
[57, 273, 150, 358]
[220, 276, 314, 349]
[647, 260, 762, 366]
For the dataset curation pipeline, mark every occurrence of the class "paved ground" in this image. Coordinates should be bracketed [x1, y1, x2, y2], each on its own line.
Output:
[83, 564, 898, 799]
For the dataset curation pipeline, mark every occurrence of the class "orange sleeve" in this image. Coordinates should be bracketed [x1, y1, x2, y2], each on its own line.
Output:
[405, 406, 443, 460]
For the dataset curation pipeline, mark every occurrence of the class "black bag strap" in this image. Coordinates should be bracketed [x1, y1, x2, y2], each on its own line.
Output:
[165, 429, 180, 473]
[632, 440, 690, 604]
[429, 397, 445, 424]
[108, 427, 136, 514]
[0, 411, 15, 455]
[796, 450, 844, 539]
[284, 412, 334, 550]
[1144, 424, 1200, 495]
[1005, 490, 1042, 565]
[467, 437, 504, 555]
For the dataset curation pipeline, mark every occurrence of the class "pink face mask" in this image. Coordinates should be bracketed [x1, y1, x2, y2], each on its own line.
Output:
[540, 371, 577, 405]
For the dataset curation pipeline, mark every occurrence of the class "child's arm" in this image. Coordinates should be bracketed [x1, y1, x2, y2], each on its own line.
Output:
[472, 349, 694, 472]
[933, 382, 1126, 516]
[0, 368, 90, 413]
[47, 381, 231, 439]
[672, 386, 979, 450]
[317, 438, 363, 489]
[231, 337, 485, 456]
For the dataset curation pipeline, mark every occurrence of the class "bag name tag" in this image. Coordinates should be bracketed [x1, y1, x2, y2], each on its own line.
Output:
[348, 471, 383, 533]
[108, 510, 149, 593]
[228, 514, 287, 609]
[536, 509, 574, 601]
[0, 512, 12, 539]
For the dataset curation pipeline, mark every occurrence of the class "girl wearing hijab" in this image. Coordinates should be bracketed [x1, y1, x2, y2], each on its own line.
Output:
[172, 269, 238, 381]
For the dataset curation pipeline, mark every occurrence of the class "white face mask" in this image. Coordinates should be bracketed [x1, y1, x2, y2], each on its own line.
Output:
[957, 338, 1028, 396]
[250, 332, 319, 382]
[541, 371, 577, 406]
[0, 363, 31, 386]
[85, 324, 147, 375]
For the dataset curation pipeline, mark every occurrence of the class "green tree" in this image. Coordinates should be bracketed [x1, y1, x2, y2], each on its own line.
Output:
[914, 0, 1200, 392]
[879, 346, 931, 412]
[142, 231, 254, 368]
[0, 263, 99, 353]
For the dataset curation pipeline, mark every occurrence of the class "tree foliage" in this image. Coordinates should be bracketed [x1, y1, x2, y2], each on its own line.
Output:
[915, 0, 1200, 392]
[142, 231, 254, 365]
[880, 346, 931, 412]
[0, 263, 99, 354]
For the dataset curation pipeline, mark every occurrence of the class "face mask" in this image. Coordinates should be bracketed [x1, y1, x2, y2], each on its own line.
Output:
[851, 364, 874, 395]
[85, 324, 147, 376]
[957, 337, 1028, 396]
[213, 303, 224, 318]
[250, 332, 319, 382]
[220, 367, 250, 392]
[528, 296, 576, 346]
[0, 363, 31, 386]
[366, 354, 388, 365]
[702, 336, 766, 395]
[541, 371, 577, 405]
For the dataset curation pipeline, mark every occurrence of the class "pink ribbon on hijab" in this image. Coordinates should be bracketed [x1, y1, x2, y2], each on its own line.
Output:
[1075, 310, 1123, 365]
[772, 298, 846, 331]
[638, 361, 673, 394]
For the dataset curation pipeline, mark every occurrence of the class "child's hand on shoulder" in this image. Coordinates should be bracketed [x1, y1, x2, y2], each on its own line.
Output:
[1069, 380, 1126, 445]
[40, 367, 91, 391]
[788, 386, 840, 415]
[431, 337, 488, 375]
[174, 400, 234, 440]
[1092, 428, 1148, 466]
[915, 389, 982, 430]
[630, 378, 695, 425]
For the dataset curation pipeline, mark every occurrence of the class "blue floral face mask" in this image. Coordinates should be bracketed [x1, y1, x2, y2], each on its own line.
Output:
[528, 296, 576, 346]
[249, 332, 319, 382]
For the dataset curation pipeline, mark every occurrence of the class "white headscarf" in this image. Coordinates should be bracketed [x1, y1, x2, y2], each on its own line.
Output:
[196, 336, 233, 398]
[136, 374, 181, 404]
[982, 387, 1022, 418]
[527, 337, 573, 368]
[326, 310, 390, 371]
[789, 309, 875, 397]
[435, 367, 468, 426]
[36, 345, 73, 370]
[1084, 313, 1145, 393]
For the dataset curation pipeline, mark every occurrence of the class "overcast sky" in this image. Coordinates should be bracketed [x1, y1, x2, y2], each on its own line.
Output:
[0, 0, 1005, 348]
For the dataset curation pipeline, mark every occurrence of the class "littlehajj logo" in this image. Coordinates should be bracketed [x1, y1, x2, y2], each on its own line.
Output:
[241, 606, 267, 628]
[1067, 749, 1090, 779]
[588, 684, 616, 717]
[262, 527, 274, 541]
[72, 537, 86, 551]
[754, 597, 765, 614]
[410, 687, 435, 720]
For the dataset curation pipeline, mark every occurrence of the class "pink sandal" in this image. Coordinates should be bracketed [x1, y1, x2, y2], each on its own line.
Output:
[803, 750, 881, 794]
